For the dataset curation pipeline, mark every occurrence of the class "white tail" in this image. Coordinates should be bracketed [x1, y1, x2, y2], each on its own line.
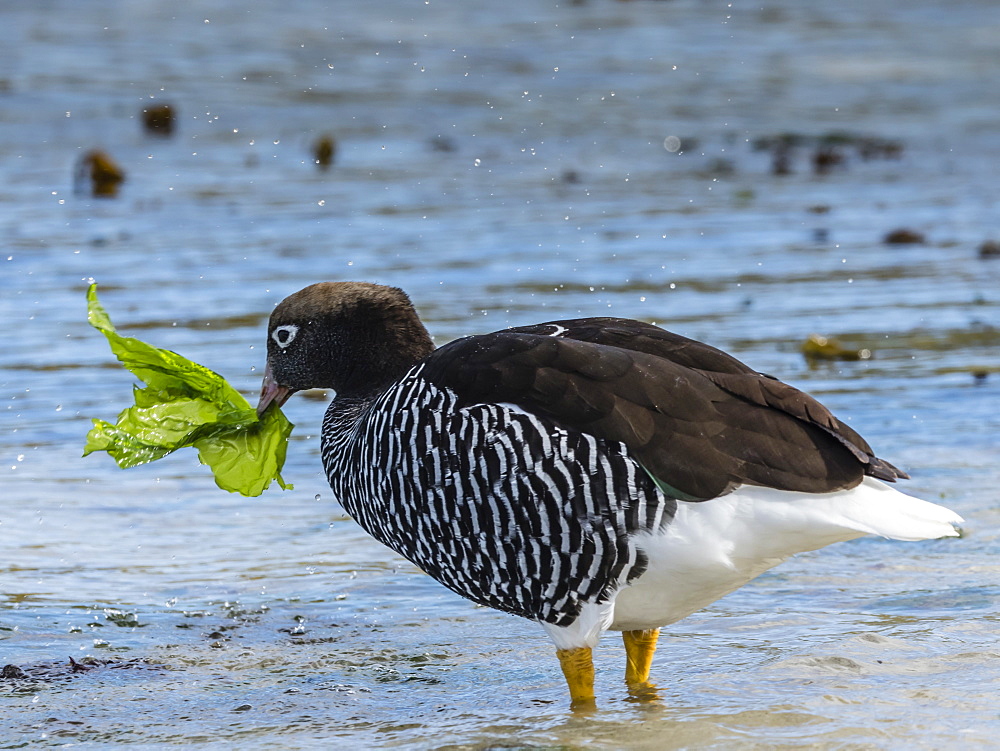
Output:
[707, 477, 963, 560]
[806, 475, 963, 542]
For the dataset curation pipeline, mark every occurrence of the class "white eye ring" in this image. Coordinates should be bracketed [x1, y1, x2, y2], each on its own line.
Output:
[271, 324, 299, 349]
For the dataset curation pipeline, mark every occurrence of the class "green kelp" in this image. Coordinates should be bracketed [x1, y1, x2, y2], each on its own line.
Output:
[83, 284, 293, 496]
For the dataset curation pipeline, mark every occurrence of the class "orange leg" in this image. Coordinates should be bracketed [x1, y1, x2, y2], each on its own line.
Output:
[622, 628, 660, 686]
[556, 646, 596, 709]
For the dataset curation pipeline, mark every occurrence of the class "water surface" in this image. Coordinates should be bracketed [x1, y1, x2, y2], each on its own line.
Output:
[2, 0, 998, 747]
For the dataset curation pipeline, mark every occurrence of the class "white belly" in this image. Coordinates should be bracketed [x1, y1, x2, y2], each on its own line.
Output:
[609, 477, 962, 632]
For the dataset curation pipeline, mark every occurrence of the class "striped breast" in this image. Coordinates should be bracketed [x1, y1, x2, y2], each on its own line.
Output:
[320, 363, 677, 627]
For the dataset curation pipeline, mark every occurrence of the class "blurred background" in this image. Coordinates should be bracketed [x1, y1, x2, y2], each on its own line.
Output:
[2, 0, 998, 747]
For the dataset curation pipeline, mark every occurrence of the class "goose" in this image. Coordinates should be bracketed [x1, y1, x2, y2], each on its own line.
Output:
[256, 281, 961, 707]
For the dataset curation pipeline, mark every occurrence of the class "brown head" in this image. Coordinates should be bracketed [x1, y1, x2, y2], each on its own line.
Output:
[256, 282, 435, 415]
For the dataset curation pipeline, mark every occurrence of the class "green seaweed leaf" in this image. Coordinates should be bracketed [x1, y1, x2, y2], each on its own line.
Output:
[83, 283, 293, 496]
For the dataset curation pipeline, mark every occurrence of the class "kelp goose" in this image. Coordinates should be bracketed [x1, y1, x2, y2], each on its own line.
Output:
[256, 281, 961, 707]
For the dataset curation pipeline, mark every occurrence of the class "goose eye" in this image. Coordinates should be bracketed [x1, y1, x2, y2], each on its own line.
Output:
[272, 324, 299, 349]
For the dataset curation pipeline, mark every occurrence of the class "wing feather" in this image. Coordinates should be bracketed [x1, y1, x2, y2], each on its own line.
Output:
[420, 319, 905, 500]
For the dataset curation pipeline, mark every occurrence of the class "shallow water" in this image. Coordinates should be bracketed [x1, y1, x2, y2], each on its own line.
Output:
[2, 0, 999, 747]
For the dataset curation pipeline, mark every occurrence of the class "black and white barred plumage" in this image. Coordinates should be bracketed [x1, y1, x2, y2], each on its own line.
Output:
[257, 281, 960, 672]
[321, 364, 676, 627]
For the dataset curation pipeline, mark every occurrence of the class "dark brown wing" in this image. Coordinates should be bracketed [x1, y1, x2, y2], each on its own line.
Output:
[506, 318, 760, 375]
[509, 318, 906, 482]
[420, 318, 905, 501]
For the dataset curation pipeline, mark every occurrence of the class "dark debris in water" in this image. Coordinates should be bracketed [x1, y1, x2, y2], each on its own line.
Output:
[141, 103, 176, 137]
[1, 656, 168, 683]
[978, 239, 1000, 259]
[75, 149, 125, 198]
[969, 367, 998, 384]
[752, 131, 903, 176]
[1, 664, 28, 680]
[313, 134, 337, 170]
[801, 334, 872, 362]
[104, 608, 144, 628]
[883, 228, 927, 245]
[812, 145, 846, 175]
[429, 134, 458, 153]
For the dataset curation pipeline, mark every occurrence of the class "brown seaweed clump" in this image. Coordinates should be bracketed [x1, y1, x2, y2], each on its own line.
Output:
[883, 228, 926, 245]
[812, 145, 845, 175]
[978, 240, 1000, 259]
[141, 103, 176, 136]
[313, 134, 337, 170]
[752, 131, 905, 177]
[76, 150, 126, 197]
